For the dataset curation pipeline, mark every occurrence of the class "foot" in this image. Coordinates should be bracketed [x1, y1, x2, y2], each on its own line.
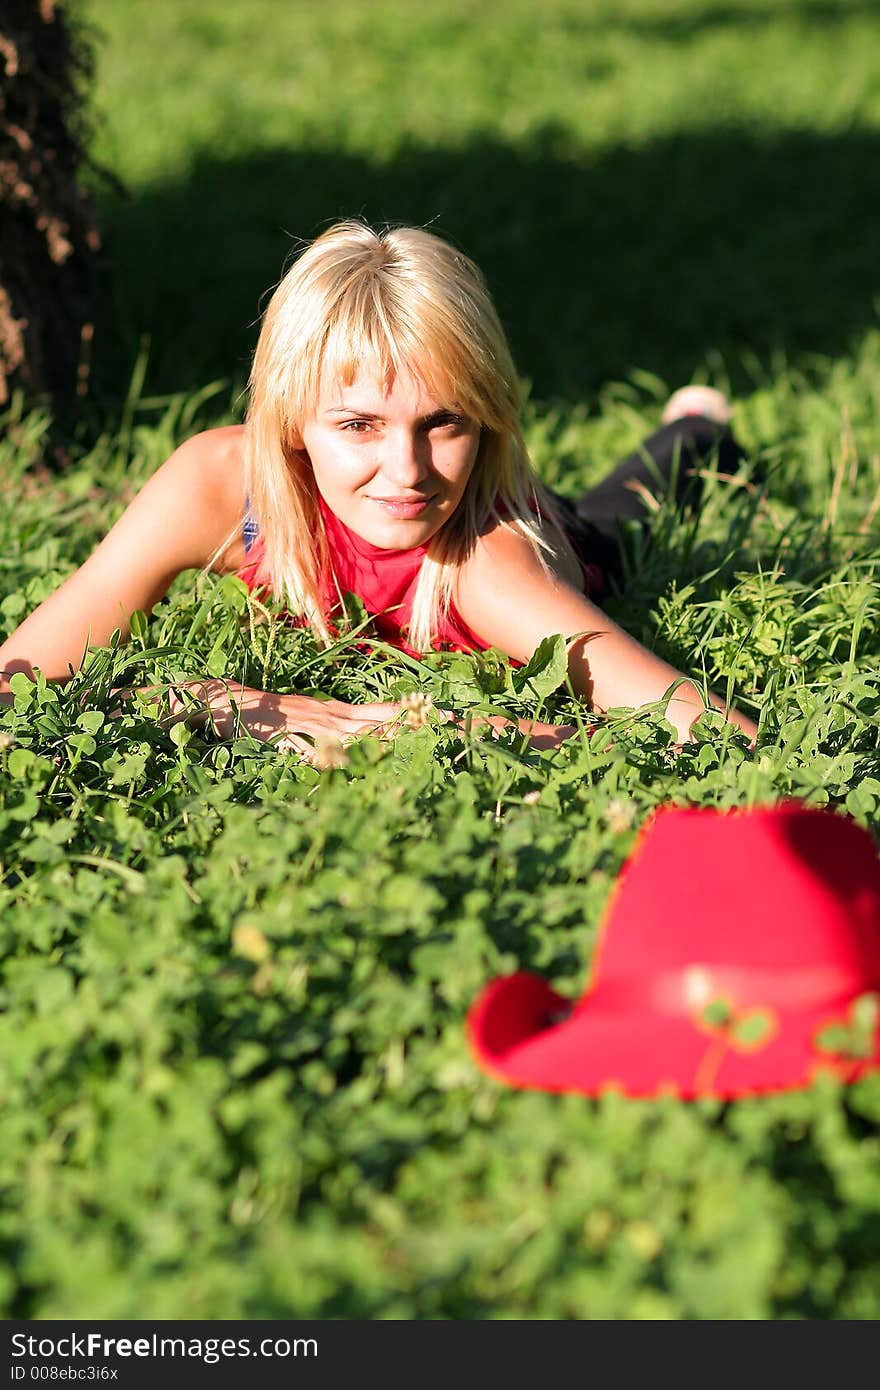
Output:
[661, 386, 731, 427]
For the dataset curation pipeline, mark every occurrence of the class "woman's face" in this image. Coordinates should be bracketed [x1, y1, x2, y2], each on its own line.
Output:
[300, 364, 482, 550]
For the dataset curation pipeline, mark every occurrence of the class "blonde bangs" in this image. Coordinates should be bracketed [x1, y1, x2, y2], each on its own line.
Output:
[311, 271, 506, 437]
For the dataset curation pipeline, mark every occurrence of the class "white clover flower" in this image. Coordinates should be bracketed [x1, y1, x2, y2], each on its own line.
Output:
[311, 735, 350, 770]
[401, 691, 434, 731]
[605, 798, 636, 833]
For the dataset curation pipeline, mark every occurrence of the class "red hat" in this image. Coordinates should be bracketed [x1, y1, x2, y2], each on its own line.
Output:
[467, 804, 880, 1099]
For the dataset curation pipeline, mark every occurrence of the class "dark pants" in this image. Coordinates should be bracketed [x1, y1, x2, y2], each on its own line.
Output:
[554, 414, 747, 589]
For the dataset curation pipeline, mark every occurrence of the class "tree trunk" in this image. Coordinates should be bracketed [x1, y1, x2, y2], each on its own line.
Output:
[0, 0, 102, 413]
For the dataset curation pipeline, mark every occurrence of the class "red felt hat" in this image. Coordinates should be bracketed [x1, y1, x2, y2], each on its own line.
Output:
[467, 804, 880, 1099]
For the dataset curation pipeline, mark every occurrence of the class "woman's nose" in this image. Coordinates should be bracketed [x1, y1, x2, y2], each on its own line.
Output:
[381, 429, 430, 487]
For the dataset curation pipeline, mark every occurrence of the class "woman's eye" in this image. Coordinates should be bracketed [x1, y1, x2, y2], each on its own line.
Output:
[340, 414, 467, 434]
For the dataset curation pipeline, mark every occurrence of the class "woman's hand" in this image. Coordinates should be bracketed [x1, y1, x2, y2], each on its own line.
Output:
[114, 679, 404, 762]
[111, 682, 580, 758]
[451, 713, 580, 751]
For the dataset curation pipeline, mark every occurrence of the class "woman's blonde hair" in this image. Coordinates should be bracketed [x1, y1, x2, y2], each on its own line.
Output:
[215, 220, 574, 652]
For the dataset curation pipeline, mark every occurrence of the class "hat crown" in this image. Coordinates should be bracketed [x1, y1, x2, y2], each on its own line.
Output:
[596, 805, 880, 991]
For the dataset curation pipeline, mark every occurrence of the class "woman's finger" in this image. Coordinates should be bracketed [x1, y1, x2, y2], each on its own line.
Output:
[354, 719, 399, 739]
[324, 699, 402, 717]
[329, 712, 404, 736]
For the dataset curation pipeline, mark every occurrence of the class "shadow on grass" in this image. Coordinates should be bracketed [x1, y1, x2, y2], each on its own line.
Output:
[91, 124, 880, 409]
[566, 0, 880, 43]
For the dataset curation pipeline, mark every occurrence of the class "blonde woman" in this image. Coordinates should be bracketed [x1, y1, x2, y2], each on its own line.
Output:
[0, 222, 757, 755]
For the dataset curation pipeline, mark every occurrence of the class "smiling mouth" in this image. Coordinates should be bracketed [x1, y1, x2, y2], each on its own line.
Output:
[369, 495, 435, 514]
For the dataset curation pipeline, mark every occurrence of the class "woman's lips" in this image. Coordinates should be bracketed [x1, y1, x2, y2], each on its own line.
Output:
[370, 497, 433, 518]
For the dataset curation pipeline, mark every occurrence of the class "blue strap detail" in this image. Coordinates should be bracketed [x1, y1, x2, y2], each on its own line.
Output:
[243, 493, 259, 554]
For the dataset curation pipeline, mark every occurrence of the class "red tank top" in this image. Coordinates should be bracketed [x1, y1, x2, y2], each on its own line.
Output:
[236, 492, 603, 660]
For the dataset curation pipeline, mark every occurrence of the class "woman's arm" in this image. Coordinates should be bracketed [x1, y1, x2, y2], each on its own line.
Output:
[453, 516, 758, 745]
[0, 429, 402, 751]
[0, 427, 246, 697]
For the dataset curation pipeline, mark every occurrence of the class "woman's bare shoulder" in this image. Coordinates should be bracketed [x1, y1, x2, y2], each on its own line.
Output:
[456, 509, 583, 597]
[453, 512, 594, 662]
[186, 423, 245, 487]
[181, 424, 249, 573]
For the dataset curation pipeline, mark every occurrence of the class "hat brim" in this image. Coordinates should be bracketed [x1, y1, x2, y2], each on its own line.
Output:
[467, 971, 880, 1100]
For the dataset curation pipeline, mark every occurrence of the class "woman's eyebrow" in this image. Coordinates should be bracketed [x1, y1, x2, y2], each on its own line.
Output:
[421, 408, 460, 424]
[324, 407, 460, 424]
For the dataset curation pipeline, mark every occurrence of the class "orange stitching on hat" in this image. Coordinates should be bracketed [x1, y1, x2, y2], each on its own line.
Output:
[693, 1031, 730, 1093]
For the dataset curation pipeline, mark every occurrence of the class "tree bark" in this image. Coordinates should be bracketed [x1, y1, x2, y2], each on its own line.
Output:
[0, 1, 102, 413]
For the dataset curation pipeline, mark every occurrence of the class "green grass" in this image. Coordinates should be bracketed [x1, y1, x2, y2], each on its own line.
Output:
[2, 0, 880, 1319]
[79, 0, 880, 406]
[3, 347, 880, 1317]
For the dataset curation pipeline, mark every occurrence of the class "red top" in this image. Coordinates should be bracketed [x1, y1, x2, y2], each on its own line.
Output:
[236, 492, 604, 660]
